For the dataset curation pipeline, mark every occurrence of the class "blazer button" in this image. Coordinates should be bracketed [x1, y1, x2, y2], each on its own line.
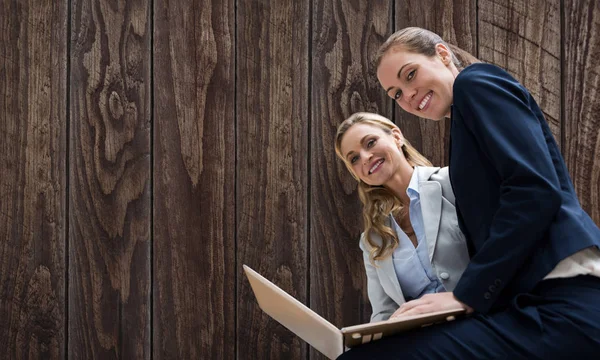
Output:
[489, 285, 496, 292]
[439, 272, 450, 280]
[495, 279, 502, 286]
[484, 292, 492, 300]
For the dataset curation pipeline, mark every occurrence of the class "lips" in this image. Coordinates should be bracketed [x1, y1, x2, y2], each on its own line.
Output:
[368, 159, 384, 175]
[418, 91, 433, 110]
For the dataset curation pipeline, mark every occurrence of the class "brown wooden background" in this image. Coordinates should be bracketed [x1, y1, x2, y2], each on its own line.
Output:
[1, 0, 599, 359]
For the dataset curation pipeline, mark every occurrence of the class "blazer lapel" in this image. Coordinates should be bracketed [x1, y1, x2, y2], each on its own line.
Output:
[370, 216, 405, 304]
[419, 180, 442, 262]
[379, 254, 403, 302]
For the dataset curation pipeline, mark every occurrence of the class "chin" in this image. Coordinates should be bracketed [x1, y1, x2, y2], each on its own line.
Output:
[362, 177, 383, 187]
[363, 180, 380, 187]
[418, 115, 443, 122]
[423, 111, 446, 121]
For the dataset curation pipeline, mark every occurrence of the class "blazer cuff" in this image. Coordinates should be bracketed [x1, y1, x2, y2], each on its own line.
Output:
[452, 277, 505, 314]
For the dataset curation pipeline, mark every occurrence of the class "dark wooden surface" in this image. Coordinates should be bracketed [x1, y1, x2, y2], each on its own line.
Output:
[69, 0, 151, 358]
[310, 2, 392, 359]
[563, 0, 600, 225]
[153, 0, 235, 359]
[394, 0, 477, 166]
[236, 0, 310, 359]
[0, 0, 67, 359]
[479, 0, 562, 142]
[1, 1, 599, 359]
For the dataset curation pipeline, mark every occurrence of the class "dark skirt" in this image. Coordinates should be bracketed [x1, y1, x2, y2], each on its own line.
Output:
[338, 275, 600, 360]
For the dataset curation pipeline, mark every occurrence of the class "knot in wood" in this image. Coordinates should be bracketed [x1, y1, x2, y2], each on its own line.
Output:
[108, 91, 124, 120]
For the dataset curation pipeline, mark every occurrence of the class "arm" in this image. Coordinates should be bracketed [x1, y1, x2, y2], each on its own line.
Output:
[359, 235, 398, 322]
[451, 65, 561, 313]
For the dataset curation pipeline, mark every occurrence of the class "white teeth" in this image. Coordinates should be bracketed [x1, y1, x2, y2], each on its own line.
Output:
[419, 92, 432, 110]
[369, 159, 384, 174]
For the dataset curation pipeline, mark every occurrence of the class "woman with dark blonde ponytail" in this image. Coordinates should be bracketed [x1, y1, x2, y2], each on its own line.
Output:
[335, 112, 469, 323]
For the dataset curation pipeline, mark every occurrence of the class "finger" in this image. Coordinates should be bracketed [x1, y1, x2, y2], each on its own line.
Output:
[394, 300, 426, 316]
[397, 305, 435, 317]
[395, 299, 425, 315]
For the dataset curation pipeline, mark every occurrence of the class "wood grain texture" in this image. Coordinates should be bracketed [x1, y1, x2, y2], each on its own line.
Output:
[1, 1, 599, 359]
[395, 0, 477, 167]
[69, 0, 151, 358]
[0, 0, 67, 359]
[563, 0, 600, 225]
[479, 0, 561, 142]
[153, 0, 235, 358]
[310, 2, 392, 359]
[236, 0, 309, 359]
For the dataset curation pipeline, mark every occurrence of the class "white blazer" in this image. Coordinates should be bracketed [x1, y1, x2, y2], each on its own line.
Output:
[360, 166, 470, 322]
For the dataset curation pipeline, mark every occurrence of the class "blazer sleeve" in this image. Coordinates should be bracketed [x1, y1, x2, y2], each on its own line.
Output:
[359, 235, 398, 322]
[451, 65, 562, 313]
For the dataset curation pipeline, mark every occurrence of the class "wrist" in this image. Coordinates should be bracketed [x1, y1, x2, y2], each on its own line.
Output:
[453, 293, 474, 314]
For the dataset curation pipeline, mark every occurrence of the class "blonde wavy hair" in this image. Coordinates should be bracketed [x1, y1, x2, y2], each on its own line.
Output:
[335, 112, 432, 264]
[375, 27, 480, 71]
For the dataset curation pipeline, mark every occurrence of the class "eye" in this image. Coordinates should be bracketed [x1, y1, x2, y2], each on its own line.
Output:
[393, 90, 402, 100]
[407, 69, 416, 81]
[367, 139, 376, 148]
[350, 155, 359, 164]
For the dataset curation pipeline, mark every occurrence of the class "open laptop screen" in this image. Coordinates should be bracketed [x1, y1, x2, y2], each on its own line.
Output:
[243, 265, 344, 359]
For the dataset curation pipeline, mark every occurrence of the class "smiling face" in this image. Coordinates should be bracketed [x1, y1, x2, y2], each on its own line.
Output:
[339, 123, 407, 187]
[377, 44, 459, 120]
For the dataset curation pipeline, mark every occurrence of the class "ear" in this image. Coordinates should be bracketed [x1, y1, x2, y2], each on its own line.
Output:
[391, 127, 404, 146]
[435, 43, 452, 65]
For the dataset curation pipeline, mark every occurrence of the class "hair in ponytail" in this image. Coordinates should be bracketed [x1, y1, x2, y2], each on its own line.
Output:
[375, 27, 480, 71]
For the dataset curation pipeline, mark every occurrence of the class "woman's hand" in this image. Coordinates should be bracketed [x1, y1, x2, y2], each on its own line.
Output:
[390, 292, 474, 319]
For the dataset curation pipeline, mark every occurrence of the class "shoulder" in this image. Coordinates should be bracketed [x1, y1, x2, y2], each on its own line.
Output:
[415, 166, 441, 181]
[420, 166, 455, 205]
[455, 63, 516, 85]
[452, 63, 532, 124]
[359, 232, 368, 252]
[454, 63, 525, 98]
[359, 214, 394, 252]
[417, 166, 450, 184]
[427, 166, 449, 182]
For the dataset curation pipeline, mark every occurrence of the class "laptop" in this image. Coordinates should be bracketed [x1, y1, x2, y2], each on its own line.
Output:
[243, 264, 465, 359]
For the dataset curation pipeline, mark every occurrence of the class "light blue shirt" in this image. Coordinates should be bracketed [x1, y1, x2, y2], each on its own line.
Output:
[391, 168, 446, 300]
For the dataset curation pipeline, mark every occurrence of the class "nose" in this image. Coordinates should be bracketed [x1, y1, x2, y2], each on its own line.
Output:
[397, 88, 416, 106]
[362, 150, 373, 165]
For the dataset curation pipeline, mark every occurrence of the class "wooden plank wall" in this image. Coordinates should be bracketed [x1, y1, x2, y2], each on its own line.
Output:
[0, 1, 599, 359]
[0, 0, 67, 359]
[236, 0, 309, 359]
[564, 0, 600, 223]
[153, 0, 235, 359]
[69, 0, 151, 358]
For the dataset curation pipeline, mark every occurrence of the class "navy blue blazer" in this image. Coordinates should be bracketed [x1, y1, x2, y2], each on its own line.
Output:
[449, 63, 600, 313]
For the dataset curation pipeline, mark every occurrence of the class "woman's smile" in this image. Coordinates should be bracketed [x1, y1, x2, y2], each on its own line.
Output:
[418, 91, 433, 111]
[368, 158, 385, 175]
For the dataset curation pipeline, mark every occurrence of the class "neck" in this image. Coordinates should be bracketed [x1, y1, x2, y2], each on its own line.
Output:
[384, 163, 414, 205]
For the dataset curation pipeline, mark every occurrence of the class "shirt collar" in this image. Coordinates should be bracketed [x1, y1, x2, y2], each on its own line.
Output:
[407, 166, 420, 198]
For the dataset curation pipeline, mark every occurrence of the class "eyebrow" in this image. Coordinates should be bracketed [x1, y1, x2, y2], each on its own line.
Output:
[345, 134, 371, 160]
[385, 63, 411, 93]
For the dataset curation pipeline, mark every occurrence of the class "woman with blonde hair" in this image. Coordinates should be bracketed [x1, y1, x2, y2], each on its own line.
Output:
[335, 112, 469, 322]
[339, 27, 600, 359]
